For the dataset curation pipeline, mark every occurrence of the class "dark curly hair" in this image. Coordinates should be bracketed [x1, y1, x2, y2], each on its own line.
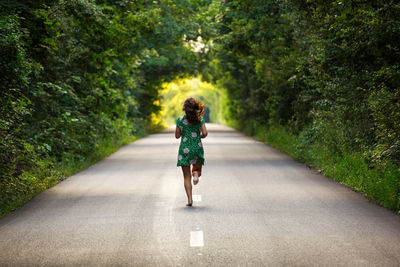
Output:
[183, 97, 205, 125]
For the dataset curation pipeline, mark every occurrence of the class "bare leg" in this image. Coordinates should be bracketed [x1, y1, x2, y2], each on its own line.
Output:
[181, 166, 193, 206]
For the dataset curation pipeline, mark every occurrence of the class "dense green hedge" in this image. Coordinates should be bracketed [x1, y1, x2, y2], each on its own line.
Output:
[0, 0, 206, 217]
[204, 0, 400, 211]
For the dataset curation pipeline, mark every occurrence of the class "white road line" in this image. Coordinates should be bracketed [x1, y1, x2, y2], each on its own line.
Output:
[190, 231, 204, 247]
[193, 194, 202, 202]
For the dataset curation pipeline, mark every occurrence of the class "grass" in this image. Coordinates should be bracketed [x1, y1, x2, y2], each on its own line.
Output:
[237, 123, 400, 213]
[0, 134, 144, 218]
[56, 134, 141, 178]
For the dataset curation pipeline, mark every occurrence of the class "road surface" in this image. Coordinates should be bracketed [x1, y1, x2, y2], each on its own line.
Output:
[1, 124, 399, 266]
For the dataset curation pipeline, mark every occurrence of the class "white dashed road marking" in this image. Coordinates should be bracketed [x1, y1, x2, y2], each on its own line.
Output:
[193, 194, 202, 202]
[190, 231, 204, 247]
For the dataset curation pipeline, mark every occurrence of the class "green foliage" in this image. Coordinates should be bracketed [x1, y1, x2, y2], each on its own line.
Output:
[1, 0, 399, 215]
[205, 0, 400, 211]
[0, 0, 205, 217]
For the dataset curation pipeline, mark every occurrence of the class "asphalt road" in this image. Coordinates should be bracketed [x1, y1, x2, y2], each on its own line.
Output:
[1, 124, 399, 266]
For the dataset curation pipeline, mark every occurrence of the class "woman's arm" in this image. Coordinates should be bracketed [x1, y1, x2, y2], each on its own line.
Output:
[200, 124, 208, 138]
[175, 126, 181, 139]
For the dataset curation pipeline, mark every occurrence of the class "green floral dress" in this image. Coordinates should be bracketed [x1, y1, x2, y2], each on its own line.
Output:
[176, 115, 205, 166]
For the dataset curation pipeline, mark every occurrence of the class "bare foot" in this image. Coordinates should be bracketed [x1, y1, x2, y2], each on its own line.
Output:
[193, 171, 199, 185]
[186, 202, 193, 207]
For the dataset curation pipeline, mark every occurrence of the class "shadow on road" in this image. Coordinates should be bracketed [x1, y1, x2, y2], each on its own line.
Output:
[175, 206, 213, 213]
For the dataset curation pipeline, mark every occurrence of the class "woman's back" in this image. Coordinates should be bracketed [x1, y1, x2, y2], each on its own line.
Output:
[176, 115, 205, 166]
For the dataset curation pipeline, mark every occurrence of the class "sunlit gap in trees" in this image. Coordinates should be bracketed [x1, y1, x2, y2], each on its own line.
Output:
[183, 34, 212, 53]
[158, 77, 226, 127]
